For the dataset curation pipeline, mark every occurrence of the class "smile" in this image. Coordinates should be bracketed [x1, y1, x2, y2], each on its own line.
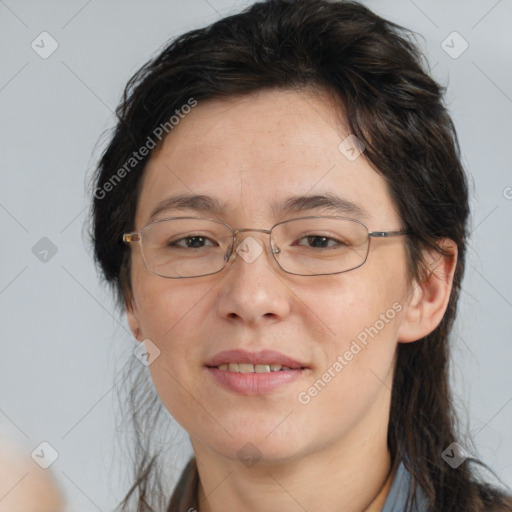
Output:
[216, 363, 295, 373]
[205, 349, 308, 394]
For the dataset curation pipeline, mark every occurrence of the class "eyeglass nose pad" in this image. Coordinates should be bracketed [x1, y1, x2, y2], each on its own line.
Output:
[223, 234, 281, 264]
[224, 241, 234, 263]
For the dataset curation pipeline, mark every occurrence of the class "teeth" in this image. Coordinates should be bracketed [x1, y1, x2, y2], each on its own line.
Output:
[238, 363, 253, 373]
[216, 363, 296, 373]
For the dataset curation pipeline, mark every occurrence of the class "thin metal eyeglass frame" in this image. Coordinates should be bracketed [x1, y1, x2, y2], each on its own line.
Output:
[122, 215, 409, 278]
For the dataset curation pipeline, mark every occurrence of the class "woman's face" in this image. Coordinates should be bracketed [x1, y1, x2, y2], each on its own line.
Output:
[127, 88, 412, 464]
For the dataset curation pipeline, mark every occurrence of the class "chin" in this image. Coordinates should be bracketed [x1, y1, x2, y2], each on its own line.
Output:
[192, 420, 308, 465]
[220, 440, 305, 467]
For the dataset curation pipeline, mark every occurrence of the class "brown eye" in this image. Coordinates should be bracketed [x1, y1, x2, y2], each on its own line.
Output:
[170, 236, 217, 248]
[293, 235, 347, 249]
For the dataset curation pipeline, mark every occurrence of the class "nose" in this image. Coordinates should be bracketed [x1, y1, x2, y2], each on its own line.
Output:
[225, 227, 279, 266]
[215, 229, 291, 327]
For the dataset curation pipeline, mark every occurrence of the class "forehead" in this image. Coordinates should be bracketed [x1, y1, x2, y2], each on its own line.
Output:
[136, 88, 400, 228]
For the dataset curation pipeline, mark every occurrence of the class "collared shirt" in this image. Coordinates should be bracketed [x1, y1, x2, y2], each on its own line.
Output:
[381, 459, 429, 511]
[166, 457, 430, 512]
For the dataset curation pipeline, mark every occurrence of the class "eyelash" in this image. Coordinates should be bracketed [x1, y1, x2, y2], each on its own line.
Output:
[170, 234, 347, 249]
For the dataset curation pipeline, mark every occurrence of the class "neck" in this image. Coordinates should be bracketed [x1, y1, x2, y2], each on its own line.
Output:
[364, 462, 395, 512]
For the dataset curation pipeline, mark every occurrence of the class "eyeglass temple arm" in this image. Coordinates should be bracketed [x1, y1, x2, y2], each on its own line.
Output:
[368, 230, 408, 238]
[123, 233, 141, 243]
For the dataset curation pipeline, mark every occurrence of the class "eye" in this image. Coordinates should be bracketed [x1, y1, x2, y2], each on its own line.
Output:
[170, 235, 218, 249]
[293, 235, 348, 249]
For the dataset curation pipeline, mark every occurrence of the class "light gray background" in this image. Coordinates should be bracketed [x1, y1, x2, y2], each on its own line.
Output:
[0, 1, 511, 510]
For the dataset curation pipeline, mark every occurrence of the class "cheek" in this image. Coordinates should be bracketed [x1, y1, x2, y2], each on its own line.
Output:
[295, 268, 405, 347]
[302, 266, 406, 392]
[132, 260, 204, 341]
[131, 272, 216, 416]
[292, 282, 403, 435]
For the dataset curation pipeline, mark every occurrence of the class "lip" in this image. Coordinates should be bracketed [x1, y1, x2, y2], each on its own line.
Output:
[205, 349, 307, 369]
[205, 349, 308, 396]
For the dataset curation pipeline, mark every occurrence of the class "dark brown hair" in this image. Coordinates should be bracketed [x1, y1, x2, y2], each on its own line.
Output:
[90, 1, 512, 510]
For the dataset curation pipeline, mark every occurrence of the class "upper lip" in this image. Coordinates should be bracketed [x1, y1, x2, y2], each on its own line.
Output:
[205, 349, 307, 369]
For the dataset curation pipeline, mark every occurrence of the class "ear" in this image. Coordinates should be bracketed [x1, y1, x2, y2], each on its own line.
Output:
[397, 239, 458, 343]
[125, 292, 144, 342]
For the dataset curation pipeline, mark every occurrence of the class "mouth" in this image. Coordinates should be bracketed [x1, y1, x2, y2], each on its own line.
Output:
[214, 362, 300, 373]
[205, 349, 308, 395]
[205, 349, 307, 371]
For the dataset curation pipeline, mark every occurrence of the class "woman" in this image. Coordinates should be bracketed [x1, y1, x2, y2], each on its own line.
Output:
[91, 1, 512, 510]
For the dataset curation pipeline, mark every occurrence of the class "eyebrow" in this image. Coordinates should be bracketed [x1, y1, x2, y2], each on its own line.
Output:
[148, 192, 369, 221]
[271, 193, 368, 220]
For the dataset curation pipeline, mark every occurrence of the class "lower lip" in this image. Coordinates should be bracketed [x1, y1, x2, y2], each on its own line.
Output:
[206, 367, 305, 395]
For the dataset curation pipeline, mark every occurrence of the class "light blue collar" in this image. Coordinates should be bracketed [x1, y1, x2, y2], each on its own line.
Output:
[381, 460, 429, 511]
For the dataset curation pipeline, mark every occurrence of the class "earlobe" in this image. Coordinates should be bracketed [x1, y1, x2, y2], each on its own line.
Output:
[397, 239, 458, 343]
[126, 295, 144, 342]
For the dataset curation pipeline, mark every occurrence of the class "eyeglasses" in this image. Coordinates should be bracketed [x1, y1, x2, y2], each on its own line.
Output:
[122, 216, 408, 279]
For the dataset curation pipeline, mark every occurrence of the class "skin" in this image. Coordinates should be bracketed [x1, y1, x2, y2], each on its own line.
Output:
[0, 444, 65, 512]
[126, 88, 457, 512]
